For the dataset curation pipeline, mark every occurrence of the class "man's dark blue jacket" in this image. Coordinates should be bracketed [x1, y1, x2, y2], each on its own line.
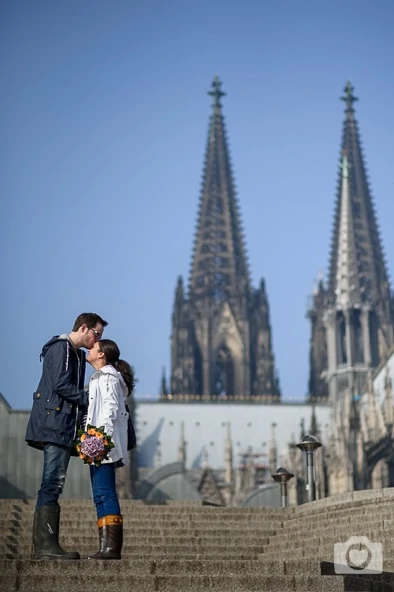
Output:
[26, 335, 88, 450]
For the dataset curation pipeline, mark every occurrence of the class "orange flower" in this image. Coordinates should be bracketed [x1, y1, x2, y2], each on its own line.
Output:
[88, 429, 96, 435]
[96, 433, 104, 439]
[103, 440, 108, 446]
[81, 434, 87, 441]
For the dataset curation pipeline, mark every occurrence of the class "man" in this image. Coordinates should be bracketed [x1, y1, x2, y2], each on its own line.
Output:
[26, 312, 108, 560]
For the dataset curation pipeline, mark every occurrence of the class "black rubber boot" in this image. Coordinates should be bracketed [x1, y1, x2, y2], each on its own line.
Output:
[32, 504, 80, 560]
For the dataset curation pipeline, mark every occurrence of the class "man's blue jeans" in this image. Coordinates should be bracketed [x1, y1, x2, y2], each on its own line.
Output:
[36, 444, 71, 509]
[90, 464, 120, 519]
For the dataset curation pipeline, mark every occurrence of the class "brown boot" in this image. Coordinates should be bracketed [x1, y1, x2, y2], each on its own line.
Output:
[87, 517, 105, 559]
[89, 515, 123, 560]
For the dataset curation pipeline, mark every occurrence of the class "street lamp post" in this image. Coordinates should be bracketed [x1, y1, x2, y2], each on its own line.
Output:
[272, 467, 294, 508]
[296, 434, 322, 503]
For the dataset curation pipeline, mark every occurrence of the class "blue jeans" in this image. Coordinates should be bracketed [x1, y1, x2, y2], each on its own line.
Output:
[36, 444, 71, 509]
[90, 463, 120, 519]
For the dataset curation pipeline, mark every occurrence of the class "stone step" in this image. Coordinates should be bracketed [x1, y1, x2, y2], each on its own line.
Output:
[266, 534, 392, 550]
[4, 557, 394, 576]
[292, 505, 394, 522]
[276, 531, 394, 545]
[0, 501, 280, 514]
[286, 509, 394, 523]
[4, 524, 393, 553]
[0, 558, 314, 575]
[290, 505, 394, 521]
[259, 550, 393, 564]
[1, 524, 278, 542]
[0, 517, 285, 536]
[2, 534, 271, 547]
[265, 531, 393, 546]
[9, 520, 393, 539]
[264, 531, 391, 549]
[285, 515, 394, 530]
[291, 502, 394, 515]
[61, 526, 277, 536]
[260, 540, 394, 562]
[294, 490, 394, 511]
[5, 525, 394, 557]
[0, 543, 267, 559]
[270, 524, 391, 540]
[0, 572, 376, 592]
[0, 551, 269, 562]
[269, 517, 393, 533]
[283, 519, 394, 535]
[0, 519, 280, 532]
[0, 510, 283, 524]
[282, 508, 394, 533]
[11, 517, 394, 535]
[3, 504, 392, 519]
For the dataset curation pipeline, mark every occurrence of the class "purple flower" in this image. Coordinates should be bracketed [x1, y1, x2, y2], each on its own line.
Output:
[80, 435, 105, 458]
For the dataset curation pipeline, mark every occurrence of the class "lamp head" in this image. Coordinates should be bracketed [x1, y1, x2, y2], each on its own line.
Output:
[296, 433, 322, 453]
[272, 466, 294, 483]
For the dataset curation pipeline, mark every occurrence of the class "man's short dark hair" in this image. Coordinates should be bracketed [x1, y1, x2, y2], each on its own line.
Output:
[72, 313, 108, 332]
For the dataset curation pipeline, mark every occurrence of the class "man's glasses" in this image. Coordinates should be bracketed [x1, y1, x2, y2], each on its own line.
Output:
[90, 328, 102, 340]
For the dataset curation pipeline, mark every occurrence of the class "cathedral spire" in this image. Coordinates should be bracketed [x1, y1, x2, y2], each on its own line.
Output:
[328, 83, 392, 328]
[188, 77, 250, 305]
[170, 77, 279, 399]
[322, 83, 394, 409]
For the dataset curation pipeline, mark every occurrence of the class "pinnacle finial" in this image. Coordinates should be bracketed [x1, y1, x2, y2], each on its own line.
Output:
[341, 81, 358, 114]
[208, 76, 226, 107]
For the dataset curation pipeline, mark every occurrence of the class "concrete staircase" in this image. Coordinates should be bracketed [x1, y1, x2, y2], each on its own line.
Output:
[1, 489, 393, 591]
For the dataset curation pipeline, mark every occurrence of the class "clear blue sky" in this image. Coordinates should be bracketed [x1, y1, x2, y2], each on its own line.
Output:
[1, 0, 394, 409]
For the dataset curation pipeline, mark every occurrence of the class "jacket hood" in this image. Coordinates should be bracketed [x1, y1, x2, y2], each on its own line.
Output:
[96, 365, 128, 393]
[40, 334, 74, 360]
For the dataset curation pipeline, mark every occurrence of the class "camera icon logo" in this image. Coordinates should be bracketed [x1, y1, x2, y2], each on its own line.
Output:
[334, 536, 383, 574]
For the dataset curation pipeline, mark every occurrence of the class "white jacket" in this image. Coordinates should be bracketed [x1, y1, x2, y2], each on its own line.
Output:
[86, 365, 129, 465]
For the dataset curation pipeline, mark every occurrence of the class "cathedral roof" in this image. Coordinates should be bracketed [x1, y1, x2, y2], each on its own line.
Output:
[136, 400, 331, 469]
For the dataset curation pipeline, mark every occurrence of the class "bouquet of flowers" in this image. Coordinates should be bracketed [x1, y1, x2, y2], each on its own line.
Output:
[74, 425, 115, 467]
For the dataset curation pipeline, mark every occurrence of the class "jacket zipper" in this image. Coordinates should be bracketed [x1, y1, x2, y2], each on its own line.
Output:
[73, 350, 81, 441]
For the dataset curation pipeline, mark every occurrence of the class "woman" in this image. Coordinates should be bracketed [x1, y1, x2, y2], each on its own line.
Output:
[85, 338, 134, 560]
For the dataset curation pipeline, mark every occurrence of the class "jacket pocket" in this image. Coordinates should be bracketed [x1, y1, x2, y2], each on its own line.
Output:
[43, 399, 75, 445]
[44, 394, 73, 414]
[32, 392, 72, 413]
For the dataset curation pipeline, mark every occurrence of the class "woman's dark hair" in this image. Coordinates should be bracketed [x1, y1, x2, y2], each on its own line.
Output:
[98, 339, 135, 395]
